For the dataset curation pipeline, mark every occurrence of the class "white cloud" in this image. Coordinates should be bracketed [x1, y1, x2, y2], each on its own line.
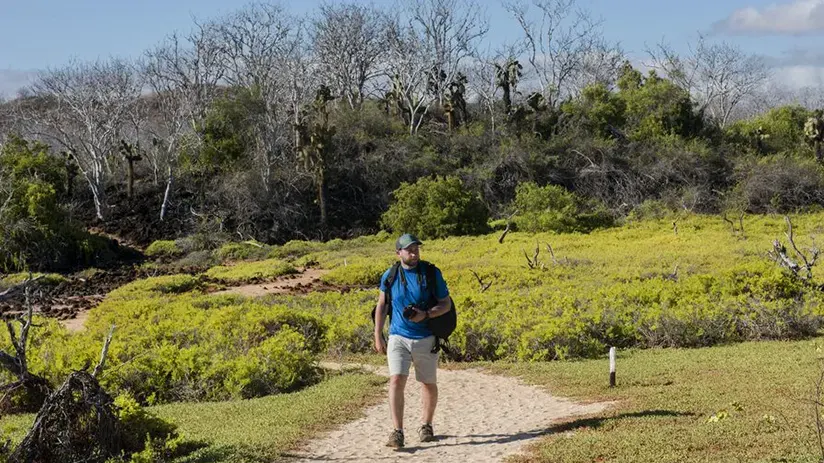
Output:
[713, 0, 824, 35]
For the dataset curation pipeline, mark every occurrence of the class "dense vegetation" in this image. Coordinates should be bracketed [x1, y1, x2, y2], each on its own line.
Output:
[1, 213, 820, 411]
[0, 1, 822, 272]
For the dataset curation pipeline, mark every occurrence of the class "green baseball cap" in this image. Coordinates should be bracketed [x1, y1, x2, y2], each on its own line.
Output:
[395, 233, 422, 250]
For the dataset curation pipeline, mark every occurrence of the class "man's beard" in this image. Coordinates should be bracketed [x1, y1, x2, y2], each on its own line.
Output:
[401, 255, 419, 267]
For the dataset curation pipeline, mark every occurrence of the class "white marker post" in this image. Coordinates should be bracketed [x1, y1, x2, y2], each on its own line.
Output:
[609, 346, 616, 388]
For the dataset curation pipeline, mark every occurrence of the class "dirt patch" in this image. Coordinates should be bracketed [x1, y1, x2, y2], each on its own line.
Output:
[1, 267, 139, 328]
[211, 268, 337, 297]
[54, 267, 344, 332]
[290, 362, 614, 462]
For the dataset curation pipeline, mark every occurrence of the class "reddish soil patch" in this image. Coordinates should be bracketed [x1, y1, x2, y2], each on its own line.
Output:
[0, 267, 139, 325]
[210, 268, 354, 297]
[3, 266, 356, 333]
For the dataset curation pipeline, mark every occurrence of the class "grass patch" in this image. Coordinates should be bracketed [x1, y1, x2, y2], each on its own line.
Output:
[0, 272, 67, 291]
[204, 259, 297, 284]
[0, 372, 386, 462]
[320, 256, 395, 286]
[487, 338, 824, 463]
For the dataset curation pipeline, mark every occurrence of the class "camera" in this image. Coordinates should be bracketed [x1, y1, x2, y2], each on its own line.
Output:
[403, 304, 422, 320]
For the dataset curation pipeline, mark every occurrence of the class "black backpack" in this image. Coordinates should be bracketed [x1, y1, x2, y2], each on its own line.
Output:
[371, 261, 457, 353]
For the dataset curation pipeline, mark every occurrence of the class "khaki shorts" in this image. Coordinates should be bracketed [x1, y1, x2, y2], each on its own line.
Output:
[387, 335, 439, 384]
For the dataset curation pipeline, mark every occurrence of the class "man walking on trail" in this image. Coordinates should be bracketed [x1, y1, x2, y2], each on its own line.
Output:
[374, 233, 452, 449]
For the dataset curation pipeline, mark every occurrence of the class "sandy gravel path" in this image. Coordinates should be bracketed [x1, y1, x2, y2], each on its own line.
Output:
[288, 363, 612, 462]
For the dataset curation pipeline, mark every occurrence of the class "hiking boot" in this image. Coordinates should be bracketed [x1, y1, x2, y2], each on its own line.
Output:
[418, 423, 435, 442]
[386, 429, 404, 448]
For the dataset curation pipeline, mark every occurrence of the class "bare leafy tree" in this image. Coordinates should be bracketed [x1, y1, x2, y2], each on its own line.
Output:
[213, 3, 302, 192]
[572, 41, 625, 91]
[142, 22, 225, 220]
[406, 0, 489, 107]
[312, 2, 389, 110]
[467, 51, 503, 131]
[505, 0, 608, 108]
[26, 58, 142, 220]
[647, 35, 769, 128]
[283, 21, 321, 157]
[385, 20, 433, 134]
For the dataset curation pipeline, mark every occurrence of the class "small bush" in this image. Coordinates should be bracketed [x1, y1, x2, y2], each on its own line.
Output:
[0, 273, 67, 291]
[511, 182, 614, 233]
[109, 275, 203, 299]
[381, 176, 489, 239]
[321, 257, 395, 286]
[627, 199, 679, 221]
[114, 392, 178, 454]
[204, 259, 297, 284]
[175, 233, 229, 254]
[145, 240, 182, 259]
[169, 250, 218, 272]
[268, 240, 324, 260]
[214, 241, 270, 262]
[732, 155, 824, 213]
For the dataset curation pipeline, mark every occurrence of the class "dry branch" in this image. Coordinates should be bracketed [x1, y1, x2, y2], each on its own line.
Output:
[469, 270, 493, 292]
[768, 216, 820, 281]
[524, 242, 545, 270]
[8, 371, 121, 463]
[498, 209, 518, 244]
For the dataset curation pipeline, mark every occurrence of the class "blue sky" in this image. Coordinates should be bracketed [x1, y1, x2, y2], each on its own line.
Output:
[1, 0, 823, 96]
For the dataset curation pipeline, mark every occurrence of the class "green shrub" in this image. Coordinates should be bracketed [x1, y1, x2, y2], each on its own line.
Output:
[0, 136, 122, 271]
[0, 272, 67, 291]
[114, 392, 178, 455]
[17, 297, 328, 404]
[144, 240, 182, 258]
[214, 241, 270, 262]
[321, 257, 395, 286]
[381, 176, 489, 239]
[109, 275, 203, 299]
[175, 233, 229, 254]
[512, 182, 614, 233]
[204, 259, 297, 283]
[627, 199, 679, 221]
[268, 240, 324, 260]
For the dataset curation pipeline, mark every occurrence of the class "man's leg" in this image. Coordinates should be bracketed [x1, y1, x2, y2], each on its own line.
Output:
[421, 382, 438, 425]
[411, 336, 439, 441]
[387, 335, 413, 447]
[389, 374, 408, 430]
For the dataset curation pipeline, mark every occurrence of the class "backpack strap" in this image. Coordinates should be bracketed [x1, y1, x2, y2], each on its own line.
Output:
[383, 261, 402, 321]
[422, 262, 446, 354]
[424, 262, 437, 300]
[373, 262, 402, 343]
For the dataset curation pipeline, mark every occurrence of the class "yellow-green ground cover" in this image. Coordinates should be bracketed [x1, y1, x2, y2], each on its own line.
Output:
[2, 213, 824, 461]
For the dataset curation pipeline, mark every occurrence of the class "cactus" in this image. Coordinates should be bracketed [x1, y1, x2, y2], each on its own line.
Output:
[118, 140, 142, 199]
[804, 109, 824, 164]
[495, 58, 522, 115]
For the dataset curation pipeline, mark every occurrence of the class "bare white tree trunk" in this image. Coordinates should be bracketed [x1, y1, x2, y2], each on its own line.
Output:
[142, 22, 224, 219]
[26, 58, 143, 221]
[160, 165, 173, 221]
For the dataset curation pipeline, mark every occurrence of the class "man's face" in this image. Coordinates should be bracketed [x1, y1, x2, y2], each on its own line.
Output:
[398, 244, 420, 266]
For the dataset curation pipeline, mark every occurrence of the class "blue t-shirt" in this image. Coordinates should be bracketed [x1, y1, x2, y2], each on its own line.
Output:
[379, 262, 449, 339]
